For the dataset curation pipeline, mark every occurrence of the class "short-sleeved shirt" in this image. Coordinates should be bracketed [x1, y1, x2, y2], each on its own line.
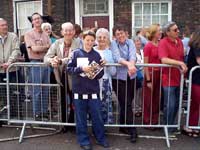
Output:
[144, 42, 160, 64]
[25, 29, 50, 59]
[158, 37, 184, 87]
[187, 46, 200, 85]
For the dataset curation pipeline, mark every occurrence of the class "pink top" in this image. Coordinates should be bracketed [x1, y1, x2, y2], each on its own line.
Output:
[25, 29, 50, 59]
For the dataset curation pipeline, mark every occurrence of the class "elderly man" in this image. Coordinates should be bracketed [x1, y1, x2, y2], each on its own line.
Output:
[24, 12, 51, 120]
[0, 18, 21, 122]
[158, 21, 187, 133]
[110, 24, 137, 143]
[44, 22, 80, 132]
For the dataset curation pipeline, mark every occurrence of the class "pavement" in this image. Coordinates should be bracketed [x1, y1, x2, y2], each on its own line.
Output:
[0, 124, 200, 150]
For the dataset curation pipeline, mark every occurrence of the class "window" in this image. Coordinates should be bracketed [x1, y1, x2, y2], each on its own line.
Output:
[82, 0, 108, 15]
[15, 1, 42, 36]
[132, 1, 171, 35]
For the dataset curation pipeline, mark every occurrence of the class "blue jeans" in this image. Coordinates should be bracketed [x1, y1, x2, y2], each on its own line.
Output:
[163, 86, 180, 126]
[28, 60, 50, 116]
[74, 98, 107, 146]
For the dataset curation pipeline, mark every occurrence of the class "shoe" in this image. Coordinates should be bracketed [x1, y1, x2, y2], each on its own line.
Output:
[60, 127, 68, 133]
[130, 135, 137, 143]
[182, 129, 199, 138]
[97, 141, 110, 148]
[119, 128, 129, 134]
[80, 145, 92, 150]
[126, 133, 137, 143]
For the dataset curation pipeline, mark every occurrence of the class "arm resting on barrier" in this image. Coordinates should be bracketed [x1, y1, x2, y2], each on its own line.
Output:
[161, 57, 188, 73]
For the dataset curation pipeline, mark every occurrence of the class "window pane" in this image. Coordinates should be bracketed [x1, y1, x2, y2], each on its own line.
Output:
[161, 3, 168, 14]
[134, 16, 142, 27]
[152, 3, 159, 14]
[83, 0, 108, 15]
[134, 3, 142, 15]
[152, 15, 159, 24]
[143, 15, 151, 27]
[160, 15, 168, 25]
[143, 3, 151, 14]
[17, 1, 42, 36]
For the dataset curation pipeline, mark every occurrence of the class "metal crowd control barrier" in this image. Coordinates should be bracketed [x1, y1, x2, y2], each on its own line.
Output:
[186, 66, 200, 130]
[0, 76, 8, 122]
[5, 63, 184, 148]
[6, 62, 62, 142]
[103, 63, 184, 148]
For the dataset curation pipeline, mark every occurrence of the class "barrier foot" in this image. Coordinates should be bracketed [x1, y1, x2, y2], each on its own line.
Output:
[164, 127, 170, 148]
[19, 122, 26, 143]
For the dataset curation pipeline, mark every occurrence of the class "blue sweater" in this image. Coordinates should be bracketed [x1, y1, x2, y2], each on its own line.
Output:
[67, 48, 104, 94]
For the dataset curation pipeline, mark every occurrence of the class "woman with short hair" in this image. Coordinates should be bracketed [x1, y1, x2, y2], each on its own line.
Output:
[94, 28, 116, 124]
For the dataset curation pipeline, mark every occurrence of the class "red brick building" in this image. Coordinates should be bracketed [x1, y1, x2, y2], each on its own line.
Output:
[0, 0, 199, 37]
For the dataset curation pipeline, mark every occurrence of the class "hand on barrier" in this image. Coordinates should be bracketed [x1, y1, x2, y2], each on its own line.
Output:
[0, 62, 11, 70]
[50, 56, 62, 67]
[179, 62, 188, 73]
[100, 59, 106, 66]
[127, 63, 137, 76]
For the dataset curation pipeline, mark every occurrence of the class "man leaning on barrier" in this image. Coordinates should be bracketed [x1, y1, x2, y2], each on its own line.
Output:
[44, 22, 81, 132]
[158, 21, 188, 133]
[24, 12, 51, 120]
[110, 24, 137, 143]
[0, 18, 21, 123]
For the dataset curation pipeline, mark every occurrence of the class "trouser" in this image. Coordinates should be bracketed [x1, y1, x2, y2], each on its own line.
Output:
[189, 84, 200, 126]
[74, 98, 106, 146]
[61, 71, 74, 123]
[28, 60, 50, 116]
[143, 70, 161, 124]
[163, 86, 180, 126]
[112, 77, 137, 135]
[0, 71, 22, 118]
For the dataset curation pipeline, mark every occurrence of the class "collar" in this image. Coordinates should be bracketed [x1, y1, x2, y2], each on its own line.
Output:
[165, 37, 179, 45]
[0, 34, 8, 44]
[116, 39, 129, 46]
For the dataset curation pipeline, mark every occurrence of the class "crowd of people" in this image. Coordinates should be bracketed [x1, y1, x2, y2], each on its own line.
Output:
[0, 12, 200, 150]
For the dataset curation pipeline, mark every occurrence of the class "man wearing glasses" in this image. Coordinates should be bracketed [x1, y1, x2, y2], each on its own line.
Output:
[24, 12, 51, 120]
[158, 21, 187, 133]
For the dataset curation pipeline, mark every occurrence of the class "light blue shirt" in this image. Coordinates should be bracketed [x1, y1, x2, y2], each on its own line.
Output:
[110, 39, 136, 80]
[182, 37, 190, 55]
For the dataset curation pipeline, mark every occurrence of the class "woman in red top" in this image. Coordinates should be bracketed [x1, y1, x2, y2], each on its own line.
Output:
[143, 24, 162, 125]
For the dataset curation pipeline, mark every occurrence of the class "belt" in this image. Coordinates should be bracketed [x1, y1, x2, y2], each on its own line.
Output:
[73, 93, 99, 100]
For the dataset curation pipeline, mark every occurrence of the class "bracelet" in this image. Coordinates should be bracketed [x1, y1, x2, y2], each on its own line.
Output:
[146, 80, 151, 83]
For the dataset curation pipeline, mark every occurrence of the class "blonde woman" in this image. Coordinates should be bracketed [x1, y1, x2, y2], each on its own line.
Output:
[143, 24, 162, 125]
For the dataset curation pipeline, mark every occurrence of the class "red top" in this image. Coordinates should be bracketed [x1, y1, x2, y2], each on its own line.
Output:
[144, 42, 160, 64]
[158, 37, 184, 87]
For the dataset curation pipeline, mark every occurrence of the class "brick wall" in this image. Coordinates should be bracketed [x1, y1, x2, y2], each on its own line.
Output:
[43, 0, 75, 36]
[172, 0, 200, 33]
[1, 0, 199, 37]
[0, 0, 14, 32]
[114, 0, 132, 36]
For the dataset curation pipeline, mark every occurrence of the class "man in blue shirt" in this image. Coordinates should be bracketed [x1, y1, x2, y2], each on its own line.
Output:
[110, 25, 137, 143]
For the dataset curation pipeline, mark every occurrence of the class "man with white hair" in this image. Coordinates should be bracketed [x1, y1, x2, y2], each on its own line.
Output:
[44, 22, 81, 132]
[24, 12, 51, 120]
[0, 18, 21, 123]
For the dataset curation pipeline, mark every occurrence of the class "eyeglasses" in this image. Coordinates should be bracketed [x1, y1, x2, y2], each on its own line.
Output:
[171, 28, 179, 32]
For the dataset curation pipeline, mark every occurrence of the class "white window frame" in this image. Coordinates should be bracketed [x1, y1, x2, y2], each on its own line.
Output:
[75, 0, 114, 38]
[13, 0, 43, 36]
[132, 0, 172, 36]
[80, 0, 109, 17]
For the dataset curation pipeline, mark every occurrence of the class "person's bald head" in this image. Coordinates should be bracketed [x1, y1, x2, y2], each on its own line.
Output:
[0, 18, 8, 36]
[61, 22, 75, 40]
